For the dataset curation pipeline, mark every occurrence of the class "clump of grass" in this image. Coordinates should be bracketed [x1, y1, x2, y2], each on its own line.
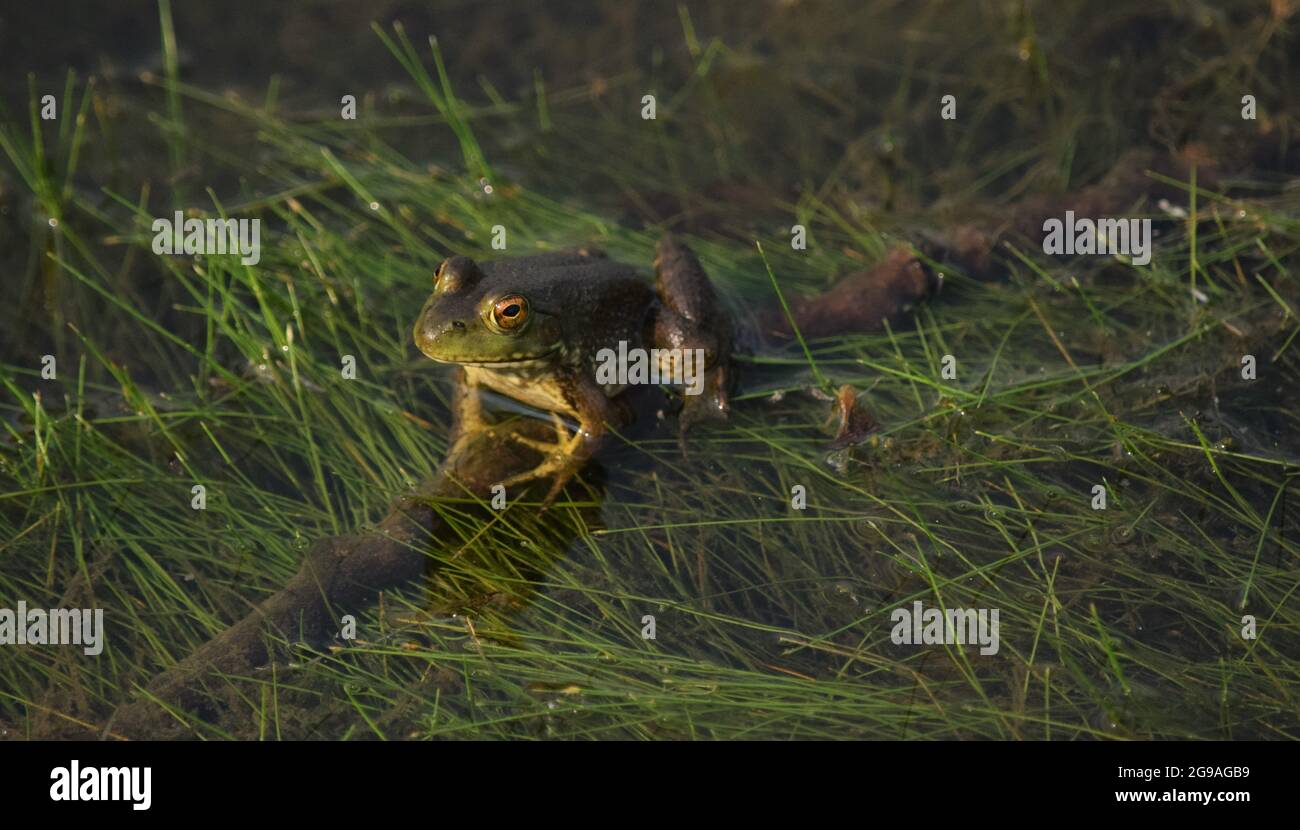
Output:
[1, 2, 1298, 739]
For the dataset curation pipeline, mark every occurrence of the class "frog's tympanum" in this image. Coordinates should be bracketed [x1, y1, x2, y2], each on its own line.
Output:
[414, 236, 732, 503]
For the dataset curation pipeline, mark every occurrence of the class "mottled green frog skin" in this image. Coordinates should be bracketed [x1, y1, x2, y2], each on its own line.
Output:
[413, 238, 732, 502]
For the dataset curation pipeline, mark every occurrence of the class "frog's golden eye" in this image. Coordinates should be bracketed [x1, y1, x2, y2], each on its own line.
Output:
[433, 260, 447, 286]
[490, 295, 529, 331]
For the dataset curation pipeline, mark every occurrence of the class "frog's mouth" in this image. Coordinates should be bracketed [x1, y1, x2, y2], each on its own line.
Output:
[425, 342, 564, 367]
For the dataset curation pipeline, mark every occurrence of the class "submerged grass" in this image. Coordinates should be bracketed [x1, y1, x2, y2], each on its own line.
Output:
[1, 1, 1298, 739]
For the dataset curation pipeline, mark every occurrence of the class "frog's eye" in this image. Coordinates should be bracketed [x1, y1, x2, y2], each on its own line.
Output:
[433, 260, 447, 286]
[490, 294, 529, 331]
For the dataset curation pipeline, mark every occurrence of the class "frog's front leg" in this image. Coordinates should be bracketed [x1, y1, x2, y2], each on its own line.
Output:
[653, 235, 734, 432]
[447, 367, 488, 455]
[500, 373, 620, 506]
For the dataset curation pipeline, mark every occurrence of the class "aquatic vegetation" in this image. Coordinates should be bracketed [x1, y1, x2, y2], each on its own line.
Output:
[0, 1, 1297, 740]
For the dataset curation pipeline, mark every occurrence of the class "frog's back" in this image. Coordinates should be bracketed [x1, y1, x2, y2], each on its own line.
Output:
[467, 252, 655, 411]
[484, 255, 655, 352]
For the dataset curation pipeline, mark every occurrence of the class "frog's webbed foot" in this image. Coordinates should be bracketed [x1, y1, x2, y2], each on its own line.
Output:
[679, 361, 730, 431]
[500, 412, 593, 507]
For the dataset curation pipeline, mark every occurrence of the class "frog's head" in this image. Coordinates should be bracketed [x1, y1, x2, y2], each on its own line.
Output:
[414, 255, 563, 365]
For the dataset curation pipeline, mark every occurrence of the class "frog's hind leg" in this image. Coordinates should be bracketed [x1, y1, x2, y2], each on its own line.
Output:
[653, 235, 734, 432]
[653, 308, 731, 430]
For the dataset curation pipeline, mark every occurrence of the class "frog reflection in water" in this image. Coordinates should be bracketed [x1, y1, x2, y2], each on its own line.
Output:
[413, 236, 733, 503]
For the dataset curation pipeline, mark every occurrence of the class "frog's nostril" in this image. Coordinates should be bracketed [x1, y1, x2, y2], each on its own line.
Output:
[451, 320, 466, 330]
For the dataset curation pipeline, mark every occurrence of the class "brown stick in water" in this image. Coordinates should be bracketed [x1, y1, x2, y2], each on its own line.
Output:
[106, 416, 555, 740]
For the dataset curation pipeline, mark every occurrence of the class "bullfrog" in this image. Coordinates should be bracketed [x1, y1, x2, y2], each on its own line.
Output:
[413, 236, 733, 503]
